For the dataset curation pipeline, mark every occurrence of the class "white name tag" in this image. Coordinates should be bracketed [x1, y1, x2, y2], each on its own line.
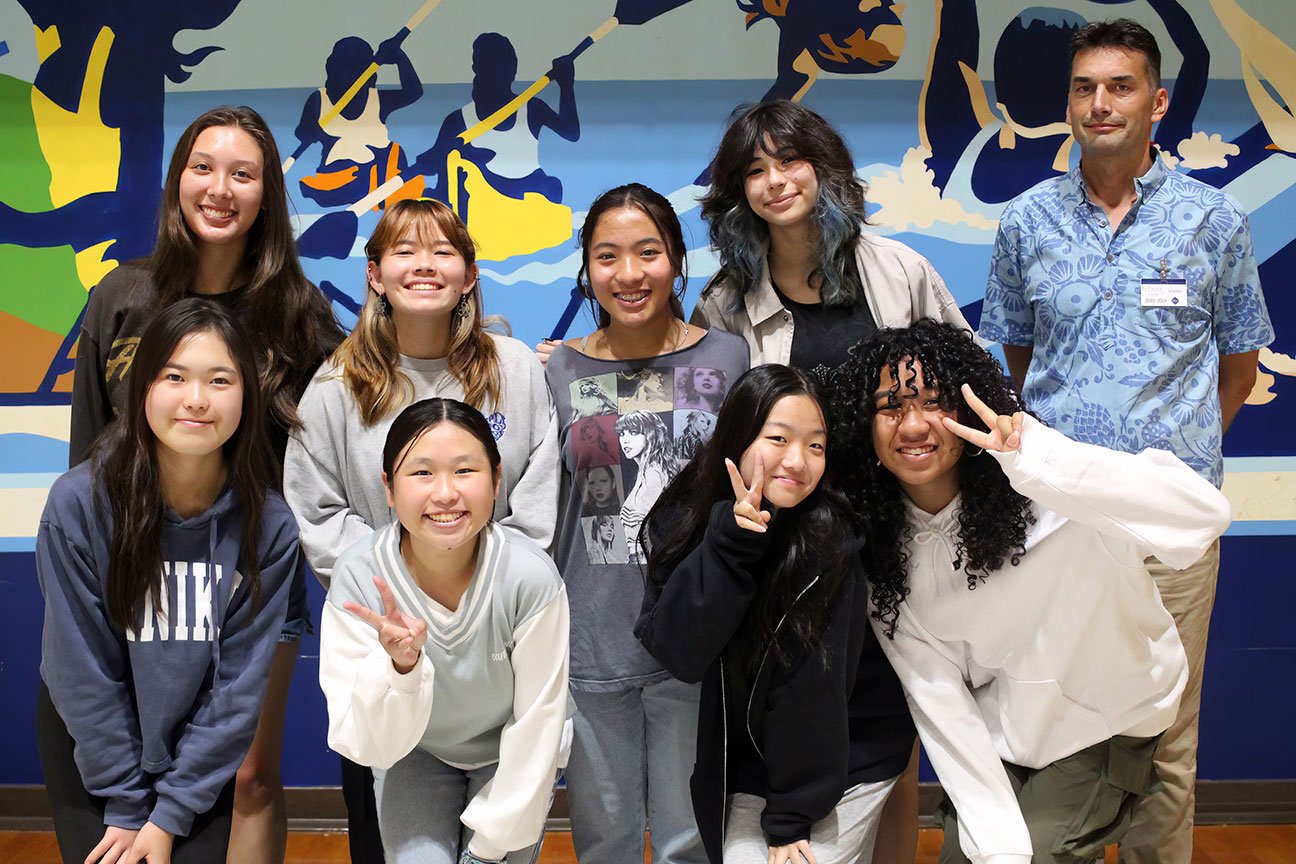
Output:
[1140, 278, 1188, 307]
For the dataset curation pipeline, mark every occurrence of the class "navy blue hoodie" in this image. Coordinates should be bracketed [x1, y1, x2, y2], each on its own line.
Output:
[37, 462, 304, 836]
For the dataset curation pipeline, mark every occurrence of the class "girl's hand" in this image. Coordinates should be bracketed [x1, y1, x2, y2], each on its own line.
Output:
[124, 822, 172, 863]
[85, 826, 138, 864]
[942, 383, 1025, 453]
[768, 839, 817, 864]
[343, 576, 429, 674]
[535, 338, 559, 366]
[726, 455, 772, 533]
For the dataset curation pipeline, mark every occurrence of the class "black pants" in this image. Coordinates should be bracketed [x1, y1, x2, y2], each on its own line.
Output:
[35, 682, 234, 864]
[342, 755, 386, 863]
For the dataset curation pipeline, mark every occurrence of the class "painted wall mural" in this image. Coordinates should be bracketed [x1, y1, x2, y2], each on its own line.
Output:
[1, 0, 1292, 784]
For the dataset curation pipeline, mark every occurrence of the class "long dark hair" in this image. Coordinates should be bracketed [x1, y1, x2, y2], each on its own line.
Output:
[152, 105, 341, 440]
[382, 398, 502, 485]
[576, 183, 688, 329]
[644, 365, 857, 675]
[831, 320, 1036, 638]
[700, 100, 867, 308]
[93, 299, 276, 634]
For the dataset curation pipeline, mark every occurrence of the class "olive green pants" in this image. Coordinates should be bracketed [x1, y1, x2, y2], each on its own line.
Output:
[937, 735, 1161, 864]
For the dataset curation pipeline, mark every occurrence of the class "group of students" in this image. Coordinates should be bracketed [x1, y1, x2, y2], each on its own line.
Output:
[36, 50, 1231, 864]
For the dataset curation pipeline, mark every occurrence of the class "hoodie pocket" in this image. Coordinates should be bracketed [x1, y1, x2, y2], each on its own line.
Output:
[997, 674, 1110, 760]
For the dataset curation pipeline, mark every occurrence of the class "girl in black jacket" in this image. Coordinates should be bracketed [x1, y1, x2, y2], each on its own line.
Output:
[636, 365, 913, 864]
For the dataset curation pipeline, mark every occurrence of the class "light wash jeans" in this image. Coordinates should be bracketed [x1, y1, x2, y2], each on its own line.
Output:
[374, 746, 546, 864]
[566, 676, 707, 863]
[724, 778, 897, 864]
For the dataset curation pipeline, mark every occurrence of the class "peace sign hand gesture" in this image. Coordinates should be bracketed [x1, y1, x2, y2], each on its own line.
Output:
[343, 576, 428, 675]
[726, 455, 772, 533]
[941, 383, 1025, 453]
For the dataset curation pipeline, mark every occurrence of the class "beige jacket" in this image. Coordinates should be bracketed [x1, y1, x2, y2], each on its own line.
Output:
[691, 232, 968, 366]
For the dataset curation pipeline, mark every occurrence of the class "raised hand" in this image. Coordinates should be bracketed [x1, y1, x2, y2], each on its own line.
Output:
[942, 383, 1024, 453]
[343, 576, 429, 674]
[726, 454, 772, 533]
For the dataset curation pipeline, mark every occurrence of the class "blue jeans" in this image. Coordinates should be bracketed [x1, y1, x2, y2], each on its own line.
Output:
[374, 747, 544, 864]
[566, 677, 707, 864]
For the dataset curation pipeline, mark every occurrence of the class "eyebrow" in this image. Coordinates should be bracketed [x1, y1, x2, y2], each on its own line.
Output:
[592, 237, 662, 250]
[190, 151, 261, 170]
[163, 362, 238, 375]
[763, 420, 827, 436]
[1072, 74, 1138, 83]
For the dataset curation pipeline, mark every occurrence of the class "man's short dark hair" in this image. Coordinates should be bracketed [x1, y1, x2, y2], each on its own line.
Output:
[1069, 18, 1162, 90]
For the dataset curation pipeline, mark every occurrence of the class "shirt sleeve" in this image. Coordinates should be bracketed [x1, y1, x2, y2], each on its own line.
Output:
[1210, 211, 1274, 356]
[989, 417, 1231, 570]
[634, 501, 770, 684]
[462, 589, 570, 861]
[149, 516, 299, 836]
[37, 518, 152, 830]
[872, 611, 1033, 864]
[318, 574, 434, 770]
[283, 377, 374, 587]
[68, 288, 114, 468]
[498, 352, 560, 550]
[979, 207, 1035, 347]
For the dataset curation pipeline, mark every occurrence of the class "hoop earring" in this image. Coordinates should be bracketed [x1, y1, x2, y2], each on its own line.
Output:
[964, 444, 984, 457]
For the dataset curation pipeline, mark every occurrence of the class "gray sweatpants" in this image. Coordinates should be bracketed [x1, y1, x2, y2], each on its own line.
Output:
[722, 777, 898, 863]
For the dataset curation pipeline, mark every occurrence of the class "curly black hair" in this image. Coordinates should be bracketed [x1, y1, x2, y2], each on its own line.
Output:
[830, 320, 1036, 638]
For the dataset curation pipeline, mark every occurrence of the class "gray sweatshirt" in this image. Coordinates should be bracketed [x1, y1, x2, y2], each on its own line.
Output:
[545, 329, 749, 689]
[284, 333, 559, 584]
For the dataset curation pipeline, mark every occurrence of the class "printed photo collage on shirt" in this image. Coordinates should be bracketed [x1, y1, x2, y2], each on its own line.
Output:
[569, 365, 730, 566]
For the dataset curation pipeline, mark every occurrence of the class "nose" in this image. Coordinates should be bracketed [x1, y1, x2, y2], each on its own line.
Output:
[210, 170, 232, 199]
[767, 164, 786, 187]
[616, 254, 644, 284]
[781, 443, 806, 473]
[1090, 85, 1112, 116]
[413, 249, 436, 272]
[897, 403, 927, 438]
[428, 472, 457, 504]
[184, 380, 209, 410]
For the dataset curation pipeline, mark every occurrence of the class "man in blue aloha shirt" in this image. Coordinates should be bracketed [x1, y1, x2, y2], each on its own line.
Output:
[979, 17, 1273, 864]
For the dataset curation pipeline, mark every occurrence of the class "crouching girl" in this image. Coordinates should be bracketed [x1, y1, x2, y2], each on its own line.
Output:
[320, 398, 570, 864]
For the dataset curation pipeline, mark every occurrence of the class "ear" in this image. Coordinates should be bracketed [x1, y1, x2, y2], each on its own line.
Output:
[367, 260, 384, 295]
[1151, 86, 1169, 124]
[462, 263, 479, 296]
[492, 463, 502, 499]
[383, 471, 395, 509]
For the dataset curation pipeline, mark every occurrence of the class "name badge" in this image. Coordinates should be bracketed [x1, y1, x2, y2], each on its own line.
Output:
[1140, 278, 1188, 307]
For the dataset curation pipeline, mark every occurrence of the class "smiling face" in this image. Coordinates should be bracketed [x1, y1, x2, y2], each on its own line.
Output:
[738, 394, 827, 510]
[178, 125, 265, 253]
[871, 358, 964, 514]
[1066, 46, 1167, 166]
[743, 135, 820, 230]
[384, 422, 500, 554]
[368, 226, 477, 325]
[145, 329, 244, 465]
[587, 206, 680, 332]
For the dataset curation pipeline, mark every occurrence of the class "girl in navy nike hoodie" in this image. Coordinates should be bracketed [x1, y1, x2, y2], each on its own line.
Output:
[36, 299, 303, 864]
[636, 366, 914, 864]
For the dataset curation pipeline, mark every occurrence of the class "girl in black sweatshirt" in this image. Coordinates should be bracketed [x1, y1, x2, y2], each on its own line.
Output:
[636, 365, 913, 864]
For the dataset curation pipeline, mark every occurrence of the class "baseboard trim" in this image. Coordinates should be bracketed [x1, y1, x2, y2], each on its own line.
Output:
[2, 781, 1292, 833]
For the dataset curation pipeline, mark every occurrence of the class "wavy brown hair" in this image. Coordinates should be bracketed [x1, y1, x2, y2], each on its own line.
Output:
[331, 198, 501, 425]
[92, 299, 276, 634]
[151, 105, 341, 448]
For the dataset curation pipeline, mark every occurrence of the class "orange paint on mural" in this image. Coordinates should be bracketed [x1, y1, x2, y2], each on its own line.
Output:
[0, 309, 66, 393]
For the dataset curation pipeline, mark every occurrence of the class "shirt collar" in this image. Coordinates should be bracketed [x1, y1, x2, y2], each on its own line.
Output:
[1066, 148, 1169, 211]
[743, 257, 790, 327]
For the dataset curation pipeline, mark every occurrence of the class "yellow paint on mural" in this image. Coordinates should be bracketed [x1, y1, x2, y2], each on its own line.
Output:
[0, 488, 51, 539]
[0, 406, 72, 441]
[75, 241, 118, 291]
[31, 26, 121, 208]
[33, 24, 60, 63]
[1222, 472, 1296, 521]
[1208, 0, 1296, 152]
[448, 151, 572, 262]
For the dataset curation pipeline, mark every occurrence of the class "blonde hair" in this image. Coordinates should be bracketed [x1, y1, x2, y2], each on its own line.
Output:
[330, 199, 502, 425]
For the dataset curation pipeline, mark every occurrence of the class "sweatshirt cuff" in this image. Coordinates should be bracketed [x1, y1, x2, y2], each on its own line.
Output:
[765, 827, 812, 848]
[988, 415, 1051, 483]
[103, 797, 150, 831]
[707, 500, 774, 560]
[148, 795, 195, 838]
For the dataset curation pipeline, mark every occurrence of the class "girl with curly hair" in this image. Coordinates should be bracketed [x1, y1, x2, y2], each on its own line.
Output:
[544, 183, 748, 864]
[832, 320, 1231, 863]
[636, 365, 914, 864]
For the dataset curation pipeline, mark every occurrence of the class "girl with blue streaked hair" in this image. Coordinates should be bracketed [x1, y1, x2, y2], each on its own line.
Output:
[694, 97, 971, 863]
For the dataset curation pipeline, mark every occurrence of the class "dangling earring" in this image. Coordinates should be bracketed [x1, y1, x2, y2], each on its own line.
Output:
[454, 294, 470, 321]
[375, 292, 391, 316]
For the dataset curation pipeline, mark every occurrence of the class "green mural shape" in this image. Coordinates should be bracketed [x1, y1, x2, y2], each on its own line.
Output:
[0, 75, 55, 211]
[0, 243, 84, 336]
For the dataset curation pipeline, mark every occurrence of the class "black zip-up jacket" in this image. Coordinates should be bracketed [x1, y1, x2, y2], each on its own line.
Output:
[635, 501, 914, 863]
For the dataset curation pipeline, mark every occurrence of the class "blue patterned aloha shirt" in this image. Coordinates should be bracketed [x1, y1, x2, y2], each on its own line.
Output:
[981, 156, 1273, 487]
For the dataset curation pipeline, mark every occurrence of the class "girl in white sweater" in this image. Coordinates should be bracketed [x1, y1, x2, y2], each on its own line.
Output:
[320, 398, 570, 864]
[832, 320, 1230, 864]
